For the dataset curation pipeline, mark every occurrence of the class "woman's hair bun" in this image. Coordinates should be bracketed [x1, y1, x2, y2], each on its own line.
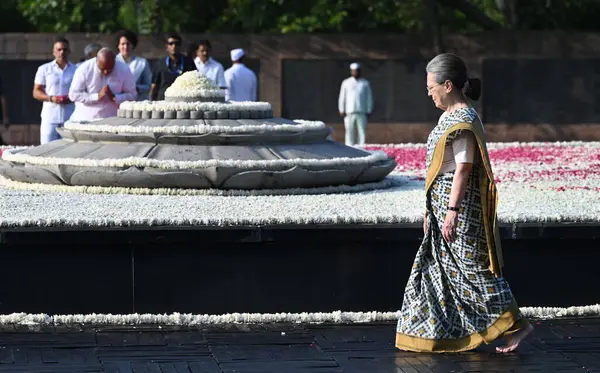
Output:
[464, 77, 481, 101]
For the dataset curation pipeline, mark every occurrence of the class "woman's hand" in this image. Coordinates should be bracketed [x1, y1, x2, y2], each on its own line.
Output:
[442, 210, 459, 243]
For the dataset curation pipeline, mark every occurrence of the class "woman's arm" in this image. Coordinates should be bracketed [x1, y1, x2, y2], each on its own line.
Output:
[442, 162, 473, 243]
[449, 162, 473, 209]
[442, 130, 476, 243]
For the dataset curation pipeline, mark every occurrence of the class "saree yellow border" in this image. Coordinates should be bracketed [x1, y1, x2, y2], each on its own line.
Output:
[395, 301, 528, 352]
[424, 119, 504, 277]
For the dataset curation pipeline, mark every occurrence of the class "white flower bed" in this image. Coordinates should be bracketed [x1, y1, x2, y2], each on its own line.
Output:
[63, 119, 327, 135]
[0, 304, 598, 326]
[0, 173, 597, 228]
[119, 100, 271, 112]
[0, 142, 598, 227]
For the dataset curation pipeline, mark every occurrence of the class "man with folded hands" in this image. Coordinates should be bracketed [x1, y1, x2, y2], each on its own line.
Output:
[69, 48, 136, 122]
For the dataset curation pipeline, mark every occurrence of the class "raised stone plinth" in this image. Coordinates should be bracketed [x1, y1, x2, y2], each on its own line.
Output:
[0, 116, 396, 190]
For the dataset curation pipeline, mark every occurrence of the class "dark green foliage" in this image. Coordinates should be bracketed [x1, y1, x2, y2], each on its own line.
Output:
[6, 0, 600, 33]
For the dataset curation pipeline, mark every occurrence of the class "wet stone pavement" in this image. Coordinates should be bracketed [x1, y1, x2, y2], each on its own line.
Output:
[0, 318, 598, 372]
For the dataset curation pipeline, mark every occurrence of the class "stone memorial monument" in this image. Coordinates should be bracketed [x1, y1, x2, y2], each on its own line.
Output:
[0, 71, 395, 190]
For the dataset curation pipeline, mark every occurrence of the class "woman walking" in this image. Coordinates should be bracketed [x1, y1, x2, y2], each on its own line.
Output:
[395, 53, 533, 353]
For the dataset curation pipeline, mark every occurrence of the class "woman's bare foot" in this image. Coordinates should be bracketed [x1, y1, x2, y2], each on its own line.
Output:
[496, 324, 534, 353]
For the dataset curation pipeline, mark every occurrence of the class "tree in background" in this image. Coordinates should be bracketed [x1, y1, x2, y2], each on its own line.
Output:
[17, 0, 121, 32]
[8, 0, 600, 34]
[0, 0, 34, 32]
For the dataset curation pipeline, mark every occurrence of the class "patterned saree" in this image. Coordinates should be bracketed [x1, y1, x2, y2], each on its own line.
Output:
[395, 108, 529, 353]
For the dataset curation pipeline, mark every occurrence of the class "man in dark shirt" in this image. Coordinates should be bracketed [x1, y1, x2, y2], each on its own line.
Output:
[149, 33, 195, 101]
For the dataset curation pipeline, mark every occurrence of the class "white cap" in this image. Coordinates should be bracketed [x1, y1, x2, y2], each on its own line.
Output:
[350, 62, 360, 70]
[230, 48, 245, 61]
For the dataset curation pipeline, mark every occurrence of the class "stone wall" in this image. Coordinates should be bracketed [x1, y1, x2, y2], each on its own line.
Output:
[2, 32, 600, 145]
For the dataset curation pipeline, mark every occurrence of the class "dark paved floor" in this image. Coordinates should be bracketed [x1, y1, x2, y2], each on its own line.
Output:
[0, 318, 598, 372]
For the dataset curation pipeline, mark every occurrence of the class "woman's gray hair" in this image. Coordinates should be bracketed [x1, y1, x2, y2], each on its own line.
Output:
[84, 43, 103, 59]
[426, 53, 481, 101]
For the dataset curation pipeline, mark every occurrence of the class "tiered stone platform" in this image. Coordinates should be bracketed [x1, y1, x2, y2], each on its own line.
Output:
[0, 71, 396, 190]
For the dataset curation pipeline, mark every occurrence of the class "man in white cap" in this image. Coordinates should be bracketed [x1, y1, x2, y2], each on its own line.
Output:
[338, 62, 373, 146]
[224, 48, 257, 102]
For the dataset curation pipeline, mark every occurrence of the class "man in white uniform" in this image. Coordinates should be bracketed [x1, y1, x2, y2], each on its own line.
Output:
[193, 40, 226, 88]
[69, 48, 136, 121]
[224, 49, 257, 102]
[33, 37, 77, 144]
[338, 62, 373, 146]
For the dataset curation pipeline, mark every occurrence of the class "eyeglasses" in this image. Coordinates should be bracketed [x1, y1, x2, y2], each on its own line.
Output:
[426, 83, 443, 92]
[167, 41, 181, 46]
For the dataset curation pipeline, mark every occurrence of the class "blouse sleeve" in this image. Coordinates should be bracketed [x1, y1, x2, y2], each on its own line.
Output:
[451, 130, 476, 164]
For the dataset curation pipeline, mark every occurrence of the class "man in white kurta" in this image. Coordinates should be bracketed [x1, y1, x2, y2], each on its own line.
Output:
[224, 49, 257, 102]
[338, 62, 373, 146]
[69, 48, 136, 121]
[193, 40, 226, 88]
[33, 37, 77, 144]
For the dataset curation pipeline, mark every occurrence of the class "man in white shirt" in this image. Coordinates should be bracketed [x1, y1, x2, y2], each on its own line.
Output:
[69, 48, 136, 122]
[224, 49, 257, 102]
[338, 62, 373, 146]
[192, 40, 226, 88]
[33, 37, 77, 144]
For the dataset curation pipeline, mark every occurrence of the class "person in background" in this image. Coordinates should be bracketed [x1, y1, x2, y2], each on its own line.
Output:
[224, 49, 257, 102]
[0, 75, 9, 145]
[77, 43, 103, 67]
[116, 30, 152, 101]
[32, 36, 76, 144]
[191, 39, 226, 88]
[69, 48, 136, 121]
[149, 33, 195, 101]
[186, 42, 198, 61]
[338, 62, 373, 146]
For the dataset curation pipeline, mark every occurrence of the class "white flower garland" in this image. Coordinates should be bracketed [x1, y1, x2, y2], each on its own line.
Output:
[166, 89, 225, 98]
[164, 71, 225, 98]
[0, 174, 401, 197]
[63, 120, 328, 135]
[119, 100, 271, 112]
[1, 149, 389, 170]
[0, 304, 598, 326]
